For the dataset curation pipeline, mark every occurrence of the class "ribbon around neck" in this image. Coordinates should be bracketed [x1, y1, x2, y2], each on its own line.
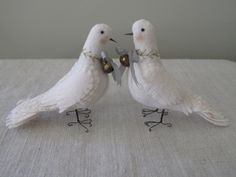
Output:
[115, 48, 140, 86]
[101, 51, 121, 86]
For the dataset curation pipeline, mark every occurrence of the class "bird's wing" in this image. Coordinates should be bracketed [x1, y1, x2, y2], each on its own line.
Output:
[58, 66, 98, 112]
[43, 59, 98, 113]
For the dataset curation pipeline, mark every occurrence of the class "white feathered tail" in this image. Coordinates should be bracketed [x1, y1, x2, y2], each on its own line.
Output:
[6, 94, 55, 128]
[192, 95, 229, 126]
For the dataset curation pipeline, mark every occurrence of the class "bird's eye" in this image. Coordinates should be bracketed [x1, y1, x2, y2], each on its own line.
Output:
[100, 30, 104, 34]
[141, 28, 145, 32]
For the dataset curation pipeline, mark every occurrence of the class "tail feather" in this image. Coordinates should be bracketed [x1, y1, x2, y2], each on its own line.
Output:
[193, 95, 229, 126]
[6, 96, 45, 128]
[197, 112, 229, 127]
[6, 113, 37, 128]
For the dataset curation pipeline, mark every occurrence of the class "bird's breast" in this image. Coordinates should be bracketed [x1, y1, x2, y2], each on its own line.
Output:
[78, 62, 109, 106]
[133, 59, 162, 83]
[128, 59, 163, 107]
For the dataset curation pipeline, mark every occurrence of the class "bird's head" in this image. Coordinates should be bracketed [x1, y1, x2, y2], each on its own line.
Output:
[84, 24, 116, 54]
[125, 19, 157, 51]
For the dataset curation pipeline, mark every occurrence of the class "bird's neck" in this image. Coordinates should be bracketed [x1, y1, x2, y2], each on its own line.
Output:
[136, 48, 160, 59]
[81, 43, 103, 62]
[83, 36, 103, 57]
[82, 48, 101, 62]
[82, 46, 102, 57]
[135, 41, 159, 55]
[135, 43, 160, 59]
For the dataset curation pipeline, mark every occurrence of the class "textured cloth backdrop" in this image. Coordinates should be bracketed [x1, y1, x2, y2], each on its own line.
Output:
[0, 59, 236, 177]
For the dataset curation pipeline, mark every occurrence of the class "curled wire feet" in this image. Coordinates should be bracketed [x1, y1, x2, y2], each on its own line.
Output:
[142, 108, 172, 132]
[66, 108, 92, 133]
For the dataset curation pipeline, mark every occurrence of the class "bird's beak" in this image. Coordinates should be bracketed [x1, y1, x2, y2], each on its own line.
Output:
[124, 32, 133, 36]
[110, 38, 117, 43]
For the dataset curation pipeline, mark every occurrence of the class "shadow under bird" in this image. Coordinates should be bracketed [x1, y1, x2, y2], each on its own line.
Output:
[121, 19, 229, 131]
[6, 24, 117, 132]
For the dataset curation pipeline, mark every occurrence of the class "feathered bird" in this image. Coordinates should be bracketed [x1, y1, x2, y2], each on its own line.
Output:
[123, 19, 229, 131]
[6, 24, 117, 132]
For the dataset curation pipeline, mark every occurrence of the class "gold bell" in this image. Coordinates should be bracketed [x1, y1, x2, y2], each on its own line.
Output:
[101, 60, 114, 74]
[119, 54, 130, 67]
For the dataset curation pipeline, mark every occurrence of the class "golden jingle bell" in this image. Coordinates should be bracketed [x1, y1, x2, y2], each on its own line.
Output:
[101, 60, 114, 74]
[119, 54, 130, 67]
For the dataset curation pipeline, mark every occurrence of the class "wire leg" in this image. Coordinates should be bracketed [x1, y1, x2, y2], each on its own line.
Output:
[67, 108, 92, 132]
[144, 109, 172, 132]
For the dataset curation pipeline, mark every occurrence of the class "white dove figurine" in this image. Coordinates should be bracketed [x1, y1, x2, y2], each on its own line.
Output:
[6, 24, 117, 132]
[123, 19, 229, 131]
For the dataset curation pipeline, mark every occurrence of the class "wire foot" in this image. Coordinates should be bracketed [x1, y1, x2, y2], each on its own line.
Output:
[66, 108, 92, 132]
[144, 109, 172, 131]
